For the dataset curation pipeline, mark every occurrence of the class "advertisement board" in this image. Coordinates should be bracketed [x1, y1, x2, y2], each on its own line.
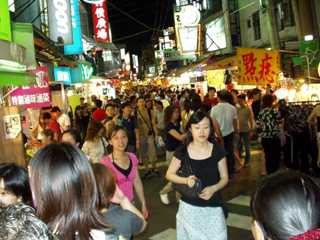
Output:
[54, 67, 72, 85]
[64, 0, 83, 54]
[92, 1, 110, 42]
[0, 0, 12, 41]
[205, 17, 227, 52]
[47, 0, 73, 44]
[177, 25, 199, 53]
[10, 67, 51, 109]
[237, 48, 280, 86]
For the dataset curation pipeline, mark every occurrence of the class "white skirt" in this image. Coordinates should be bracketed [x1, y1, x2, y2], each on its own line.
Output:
[176, 200, 227, 240]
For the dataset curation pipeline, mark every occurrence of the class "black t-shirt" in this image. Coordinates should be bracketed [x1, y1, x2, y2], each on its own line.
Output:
[118, 116, 137, 146]
[173, 143, 227, 207]
[165, 122, 182, 152]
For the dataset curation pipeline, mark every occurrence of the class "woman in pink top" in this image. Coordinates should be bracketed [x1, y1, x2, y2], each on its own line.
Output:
[101, 126, 149, 219]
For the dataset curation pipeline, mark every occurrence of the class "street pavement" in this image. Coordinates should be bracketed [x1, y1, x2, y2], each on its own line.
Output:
[135, 148, 265, 240]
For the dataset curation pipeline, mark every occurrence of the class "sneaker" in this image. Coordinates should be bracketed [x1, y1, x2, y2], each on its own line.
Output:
[160, 193, 170, 205]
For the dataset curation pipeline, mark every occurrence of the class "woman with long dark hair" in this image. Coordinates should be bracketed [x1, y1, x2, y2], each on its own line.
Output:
[82, 119, 109, 163]
[159, 106, 186, 205]
[166, 110, 228, 240]
[101, 126, 149, 220]
[251, 171, 320, 240]
[29, 143, 114, 239]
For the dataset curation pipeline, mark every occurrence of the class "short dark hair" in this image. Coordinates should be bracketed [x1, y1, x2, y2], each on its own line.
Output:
[208, 87, 216, 92]
[95, 99, 103, 108]
[62, 129, 81, 145]
[251, 170, 320, 240]
[121, 101, 131, 110]
[41, 112, 51, 120]
[261, 94, 275, 109]
[51, 106, 61, 112]
[238, 94, 247, 100]
[0, 163, 32, 204]
[217, 90, 231, 102]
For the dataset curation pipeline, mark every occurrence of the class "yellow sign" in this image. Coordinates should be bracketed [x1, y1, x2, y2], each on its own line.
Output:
[237, 48, 280, 86]
[206, 70, 225, 89]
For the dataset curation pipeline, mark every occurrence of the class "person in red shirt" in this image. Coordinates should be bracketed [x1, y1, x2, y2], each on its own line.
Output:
[203, 87, 218, 112]
[48, 108, 62, 141]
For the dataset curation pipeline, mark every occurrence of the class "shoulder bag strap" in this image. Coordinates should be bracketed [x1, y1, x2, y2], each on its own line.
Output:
[137, 109, 153, 131]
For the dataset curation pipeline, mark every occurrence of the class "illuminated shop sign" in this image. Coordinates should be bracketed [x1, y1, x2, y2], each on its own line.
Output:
[64, 0, 83, 54]
[48, 0, 73, 44]
[92, 0, 110, 42]
[205, 17, 227, 52]
[54, 67, 72, 85]
[11, 67, 51, 109]
[82, 0, 104, 3]
[177, 25, 200, 53]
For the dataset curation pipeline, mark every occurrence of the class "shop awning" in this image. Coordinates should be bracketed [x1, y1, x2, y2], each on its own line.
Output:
[204, 55, 238, 70]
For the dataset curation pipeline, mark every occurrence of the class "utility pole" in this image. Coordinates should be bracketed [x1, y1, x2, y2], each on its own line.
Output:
[264, 0, 280, 49]
[222, 0, 232, 53]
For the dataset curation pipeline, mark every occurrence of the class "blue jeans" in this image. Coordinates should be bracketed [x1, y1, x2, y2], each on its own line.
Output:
[239, 132, 251, 163]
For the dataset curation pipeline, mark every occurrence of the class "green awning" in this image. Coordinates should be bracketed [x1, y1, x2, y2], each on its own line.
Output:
[0, 71, 35, 86]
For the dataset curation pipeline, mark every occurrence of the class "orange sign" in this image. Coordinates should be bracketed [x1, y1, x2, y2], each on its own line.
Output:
[237, 48, 280, 86]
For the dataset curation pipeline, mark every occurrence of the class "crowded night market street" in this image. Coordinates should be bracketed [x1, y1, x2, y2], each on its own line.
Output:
[1, 0, 320, 240]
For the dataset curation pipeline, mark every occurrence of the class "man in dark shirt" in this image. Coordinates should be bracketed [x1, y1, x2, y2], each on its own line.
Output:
[117, 102, 140, 153]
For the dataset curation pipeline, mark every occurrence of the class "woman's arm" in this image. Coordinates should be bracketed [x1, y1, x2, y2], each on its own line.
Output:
[199, 157, 229, 200]
[168, 129, 187, 142]
[133, 171, 148, 218]
[166, 156, 196, 187]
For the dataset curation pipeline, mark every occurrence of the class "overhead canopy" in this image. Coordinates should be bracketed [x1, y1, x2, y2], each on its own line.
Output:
[204, 55, 237, 70]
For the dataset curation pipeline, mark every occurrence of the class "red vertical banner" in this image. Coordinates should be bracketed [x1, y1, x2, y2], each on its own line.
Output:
[92, 0, 110, 42]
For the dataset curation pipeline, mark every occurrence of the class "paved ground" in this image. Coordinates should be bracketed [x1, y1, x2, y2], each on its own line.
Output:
[135, 148, 265, 240]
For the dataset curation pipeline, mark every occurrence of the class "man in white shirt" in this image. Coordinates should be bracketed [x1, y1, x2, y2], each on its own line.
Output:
[51, 106, 71, 133]
[210, 90, 238, 177]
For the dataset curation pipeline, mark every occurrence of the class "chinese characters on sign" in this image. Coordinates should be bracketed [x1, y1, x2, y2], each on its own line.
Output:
[10, 67, 51, 109]
[92, 0, 110, 42]
[237, 48, 280, 86]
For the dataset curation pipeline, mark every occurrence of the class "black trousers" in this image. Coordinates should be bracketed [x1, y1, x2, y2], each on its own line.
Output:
[262, 137, 281, 174]
[223, 133, 235, 176]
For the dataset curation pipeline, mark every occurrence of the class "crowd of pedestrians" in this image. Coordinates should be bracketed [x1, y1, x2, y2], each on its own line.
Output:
[2, 85, 320, 240]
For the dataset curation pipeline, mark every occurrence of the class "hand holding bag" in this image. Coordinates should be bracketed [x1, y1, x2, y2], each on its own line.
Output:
[172, 150, 202, 199]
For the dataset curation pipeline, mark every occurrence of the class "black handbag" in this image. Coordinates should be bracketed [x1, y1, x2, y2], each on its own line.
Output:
[172, 151, 203, 199]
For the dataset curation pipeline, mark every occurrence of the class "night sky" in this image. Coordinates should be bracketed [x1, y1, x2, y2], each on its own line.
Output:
[107, 0, 174, 54]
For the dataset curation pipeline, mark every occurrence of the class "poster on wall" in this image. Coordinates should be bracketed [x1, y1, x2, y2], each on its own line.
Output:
[47, 0, 73, 44]
[11, 66, 51, 109]
[3, 114, 21, 139]
[237, 48, 280, 86]
[206, 70, 225, 90]
[92, 0, 110, 42]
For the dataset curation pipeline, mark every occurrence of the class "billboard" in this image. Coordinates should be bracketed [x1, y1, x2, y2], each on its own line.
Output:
[205, 17, 227, 52]
[237, 48, 280, 86]
[177, 26, 199, 53]
[64, 0, 83, 54]
[92, 1, 110, 42]
[47, 0, 73, 44]
[10, 67, 51, 109]
[0, 0, 12, 41]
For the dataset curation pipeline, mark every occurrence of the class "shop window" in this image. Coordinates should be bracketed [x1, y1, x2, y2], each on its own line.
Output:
[252, 11, 261, 40]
